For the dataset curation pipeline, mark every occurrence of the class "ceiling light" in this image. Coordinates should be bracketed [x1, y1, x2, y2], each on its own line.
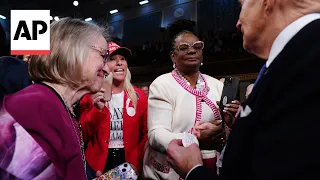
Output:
[73, 1, 79, 6]
[49, 16, 53, 20]
[85, 17, 92, 22]
[139, 0, 149, 5]
[54, 16, 59, 21]
[0, 14, 6, 20]
[109, 9, 118, 14]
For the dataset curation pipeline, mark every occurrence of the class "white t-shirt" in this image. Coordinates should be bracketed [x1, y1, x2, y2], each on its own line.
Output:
[108, 91, 124, 149]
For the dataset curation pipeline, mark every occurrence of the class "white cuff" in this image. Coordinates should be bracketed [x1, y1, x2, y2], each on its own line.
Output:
[185, 164, 203, 180]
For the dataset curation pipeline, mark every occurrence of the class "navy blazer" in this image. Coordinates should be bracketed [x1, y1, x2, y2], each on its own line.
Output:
[0, 56, 32, 101]
[188, 19, 320, 180]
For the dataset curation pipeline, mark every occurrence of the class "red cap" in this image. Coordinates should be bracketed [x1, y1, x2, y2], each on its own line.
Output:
[108, 42, 132, 60]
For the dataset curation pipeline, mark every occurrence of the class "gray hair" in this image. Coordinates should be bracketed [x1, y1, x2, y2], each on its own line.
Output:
[29, 18, 111, 88]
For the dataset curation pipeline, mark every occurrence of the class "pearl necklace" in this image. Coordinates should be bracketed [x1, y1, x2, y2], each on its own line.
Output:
[51, 85, 87, 179]
[176, 69, 206, 90]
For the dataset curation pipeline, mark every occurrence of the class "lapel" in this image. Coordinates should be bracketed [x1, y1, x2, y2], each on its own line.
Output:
[222, 19, 320, 178]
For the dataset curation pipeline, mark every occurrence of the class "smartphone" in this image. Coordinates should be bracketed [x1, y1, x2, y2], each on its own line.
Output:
[102, 72, 113, 102]
[219, 76, 240, 111]
[94, 162, 138, 180]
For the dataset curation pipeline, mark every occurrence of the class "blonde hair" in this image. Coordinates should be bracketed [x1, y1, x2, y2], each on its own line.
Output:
[124, 68, 138, 109]
[29, 18, 110, 89]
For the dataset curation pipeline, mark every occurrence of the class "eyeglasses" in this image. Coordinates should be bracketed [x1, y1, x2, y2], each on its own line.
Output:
[175, 41, 204, 52]
[91, 46, 110, 62]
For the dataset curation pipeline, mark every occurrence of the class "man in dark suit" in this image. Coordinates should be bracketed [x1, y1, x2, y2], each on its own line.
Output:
[0, 56, 32, 101]
[166, 0, 320, 179]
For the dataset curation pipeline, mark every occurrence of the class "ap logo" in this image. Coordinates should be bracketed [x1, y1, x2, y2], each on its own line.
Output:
[11, 10, 50, 55]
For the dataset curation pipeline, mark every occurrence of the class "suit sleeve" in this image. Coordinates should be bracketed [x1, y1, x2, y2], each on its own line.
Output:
[79, 95, 108, 143]
[147, 80, 184, 153]
[3, 64, 30, 94]
[126, 91, 148, 174]
[187, 166, 220, 180]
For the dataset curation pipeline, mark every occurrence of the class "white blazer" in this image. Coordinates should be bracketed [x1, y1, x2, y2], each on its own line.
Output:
[143, 72, 223, 180]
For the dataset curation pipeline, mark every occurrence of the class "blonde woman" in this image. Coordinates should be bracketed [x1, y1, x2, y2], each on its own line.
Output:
[79, 42, 148, 179]
[0, 18, 109, 179]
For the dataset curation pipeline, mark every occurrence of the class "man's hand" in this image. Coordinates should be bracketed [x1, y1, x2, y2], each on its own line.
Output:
[166, 139, 203, 179]
[91, 88, 106, 111]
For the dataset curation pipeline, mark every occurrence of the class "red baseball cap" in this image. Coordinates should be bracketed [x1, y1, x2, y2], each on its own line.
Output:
[108, 41, 132, 60]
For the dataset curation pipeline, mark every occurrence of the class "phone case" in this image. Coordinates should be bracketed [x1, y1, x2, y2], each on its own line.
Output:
[219, 76, 240, 110]
[94, 162, 138, 180]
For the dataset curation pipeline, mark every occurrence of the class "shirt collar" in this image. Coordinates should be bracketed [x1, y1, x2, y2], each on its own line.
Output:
[266, 13, 320, 68]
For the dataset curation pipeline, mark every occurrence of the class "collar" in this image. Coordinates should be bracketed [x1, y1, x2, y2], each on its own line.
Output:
[267, 13, 320, 68]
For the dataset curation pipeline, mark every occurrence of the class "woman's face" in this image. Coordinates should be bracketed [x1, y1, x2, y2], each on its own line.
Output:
[83, 35, 109, 93]
[106, 54, 128, 83]
[171, 33, 204, 72]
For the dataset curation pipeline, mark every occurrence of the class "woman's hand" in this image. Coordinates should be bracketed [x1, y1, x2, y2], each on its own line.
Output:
[193, 120, 225, 151]
[218, 100, 241, 127]
[91, 88, 106, 111]
[129, 163, 139, 176]
[96, 170, 102, 178]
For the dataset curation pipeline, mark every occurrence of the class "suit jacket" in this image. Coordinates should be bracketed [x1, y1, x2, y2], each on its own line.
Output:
[188, 19, 320, 180]
[0, 56, 32, 101]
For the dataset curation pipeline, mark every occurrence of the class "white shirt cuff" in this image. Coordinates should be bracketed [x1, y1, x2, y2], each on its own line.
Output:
[185, 164, 203, 180]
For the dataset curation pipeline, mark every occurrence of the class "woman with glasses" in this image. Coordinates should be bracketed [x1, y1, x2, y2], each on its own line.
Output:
[143, 30, 240, 179]
[0, 18, 109, 179]
[79, 42, 148, 179]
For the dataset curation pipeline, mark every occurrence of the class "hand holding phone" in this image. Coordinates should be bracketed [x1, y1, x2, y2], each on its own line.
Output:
[219, 76, 240, 111]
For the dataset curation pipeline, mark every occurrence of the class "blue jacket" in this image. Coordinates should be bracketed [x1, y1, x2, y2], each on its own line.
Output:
[0, 56, 32, 101]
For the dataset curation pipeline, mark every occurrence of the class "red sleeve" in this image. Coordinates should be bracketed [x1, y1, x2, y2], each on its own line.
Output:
[79, 95, 108, 143]
[127, 90, 148, 174]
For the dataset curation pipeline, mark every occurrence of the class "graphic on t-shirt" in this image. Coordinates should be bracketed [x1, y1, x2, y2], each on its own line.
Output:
[109, 92, 125, 148]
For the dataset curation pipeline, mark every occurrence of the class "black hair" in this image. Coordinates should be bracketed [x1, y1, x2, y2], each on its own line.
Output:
[16, 55, 24, 60]
[171, 30, 196, 51]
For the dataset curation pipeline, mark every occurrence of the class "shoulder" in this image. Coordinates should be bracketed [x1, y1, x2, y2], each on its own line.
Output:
[150, 73, 175, 90]
[152, 73, 173, 85]
[5, 84, 60, 114]
[202, 74, 223, 88]
[134, 87, 147, 100]
[4, 84, 66, 128]
[6, 84, 54, 103]
[0, 57, 27, 79]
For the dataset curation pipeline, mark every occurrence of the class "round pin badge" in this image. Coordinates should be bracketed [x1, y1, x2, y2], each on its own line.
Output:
[182, 132, 199, 147]
[127, 107, 136, 117]
[222, 96, 228, 106]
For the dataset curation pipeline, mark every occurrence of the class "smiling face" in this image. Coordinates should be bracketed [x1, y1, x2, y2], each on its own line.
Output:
[82, 34, 108, 93]
[106, 54, 128, 84]
[171, 33, 204, 73]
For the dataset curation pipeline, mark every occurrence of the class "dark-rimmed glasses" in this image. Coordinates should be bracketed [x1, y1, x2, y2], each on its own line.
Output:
[91, 46, 110, 62]
[174, 41, 204, 52]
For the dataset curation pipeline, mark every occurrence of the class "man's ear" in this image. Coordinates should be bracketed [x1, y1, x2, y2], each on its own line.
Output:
[263, 0, 275, 15]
